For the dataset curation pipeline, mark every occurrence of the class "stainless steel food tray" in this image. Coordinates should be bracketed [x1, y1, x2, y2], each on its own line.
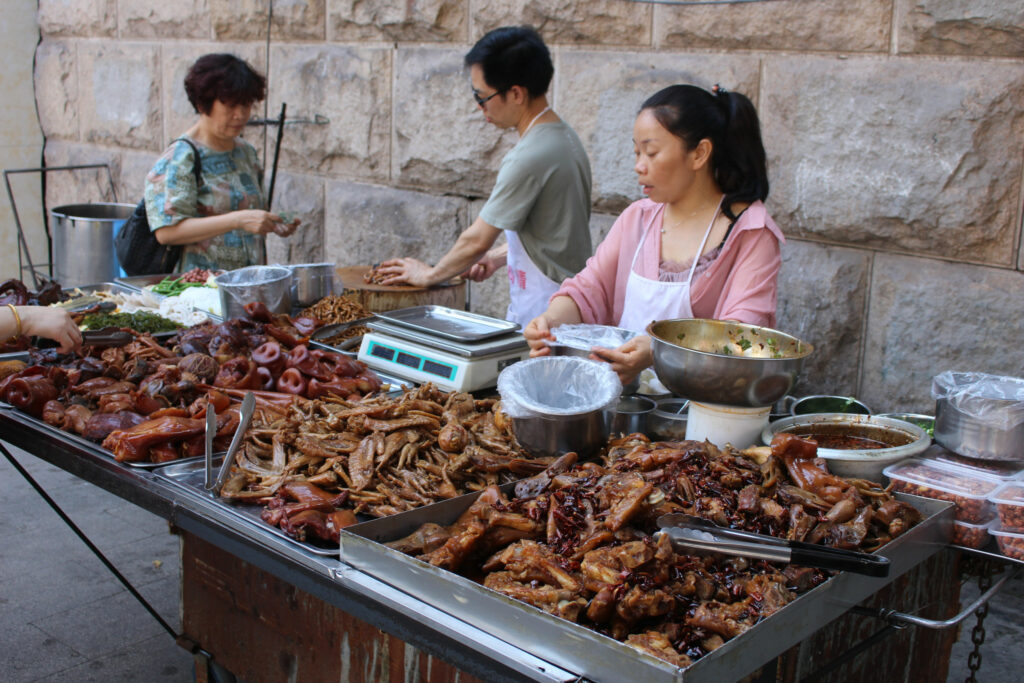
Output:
[310, 316, 377, 351]
[340, 492, 953, 683]
[153, 457, 341, 557]
[0, 407, 211, 470]
[375, 305, 519, 342]
[57, 282, 141, 311]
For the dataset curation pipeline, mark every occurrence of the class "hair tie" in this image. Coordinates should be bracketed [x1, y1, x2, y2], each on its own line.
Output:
[711, 83, 727, 97]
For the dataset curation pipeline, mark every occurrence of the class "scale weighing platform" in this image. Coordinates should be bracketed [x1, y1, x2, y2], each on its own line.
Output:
[356, 306, 529, 392]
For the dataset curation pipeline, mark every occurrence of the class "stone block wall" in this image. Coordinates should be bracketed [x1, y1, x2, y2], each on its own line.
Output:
[27, 0, 1024, 412]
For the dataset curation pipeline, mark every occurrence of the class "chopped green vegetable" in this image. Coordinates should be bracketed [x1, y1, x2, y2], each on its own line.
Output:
[721, 345, 733, 355]
[80, 311, 182, 333]
[737, 338, 752, 351]
[151, 275, 210, 297]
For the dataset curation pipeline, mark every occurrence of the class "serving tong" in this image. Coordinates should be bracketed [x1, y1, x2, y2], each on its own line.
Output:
[204, 391, 256, 495]
[80, 327, 134, 347]
[655, 513, 890, 577]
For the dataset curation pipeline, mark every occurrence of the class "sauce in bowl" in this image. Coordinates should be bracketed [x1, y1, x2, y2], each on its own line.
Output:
[787, 423, 915, 450]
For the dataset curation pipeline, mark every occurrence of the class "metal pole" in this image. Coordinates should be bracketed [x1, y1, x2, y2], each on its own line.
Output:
[267, 102, 287, 210]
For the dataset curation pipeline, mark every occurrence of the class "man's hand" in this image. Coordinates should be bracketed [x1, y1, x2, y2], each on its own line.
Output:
[589, 335, 653, 386]
[463, 245, 508, 282]
[377, 257, 437, 287]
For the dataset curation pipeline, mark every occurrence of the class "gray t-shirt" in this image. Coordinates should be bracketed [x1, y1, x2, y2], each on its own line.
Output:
[479, 121, 592, 283]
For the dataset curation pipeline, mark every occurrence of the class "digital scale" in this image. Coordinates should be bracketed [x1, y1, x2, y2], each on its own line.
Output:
[356, 306, 530, 392]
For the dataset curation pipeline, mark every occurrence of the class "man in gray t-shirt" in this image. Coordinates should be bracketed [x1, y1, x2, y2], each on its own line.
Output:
[379, 26, 592, 326]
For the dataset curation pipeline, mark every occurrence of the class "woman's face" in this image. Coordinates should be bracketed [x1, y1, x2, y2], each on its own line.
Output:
[633, 108, 696, 204]
[204, 99, 253, 140]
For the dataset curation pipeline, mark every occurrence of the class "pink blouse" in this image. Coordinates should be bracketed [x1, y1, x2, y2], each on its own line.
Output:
[554, 199, 784, 327]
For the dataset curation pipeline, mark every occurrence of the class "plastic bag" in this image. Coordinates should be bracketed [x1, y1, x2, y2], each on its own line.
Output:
[549, 324, 637, 351]
[497, 356, 622, 418]
[932, 371, 1024, 430]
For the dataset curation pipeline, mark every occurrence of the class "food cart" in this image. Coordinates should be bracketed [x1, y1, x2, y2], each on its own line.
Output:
[1, 272, 1021, 682]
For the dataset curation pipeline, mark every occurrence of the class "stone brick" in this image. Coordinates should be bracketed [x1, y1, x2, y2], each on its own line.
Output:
[269, 46, 391, 181]
[328, 0, 467, 42]
[118, 148, 161, 205]
[211, 0, 325, 41]
[762, 55, 1024, 267]
[119, 0, 211, 39]
[323, 181, 466, 269]
[265, 172, 326, 265]
[160, 43, 266, 147]
[43, 142, 124, 211]
[774, 239, 871, 399]
[654, 0, 889, 52]
[860, 254, 1024, 413]
[77, 43, 163, 151]
[38, 0, 117, 38]
[393, 47, 514, 195]
[473, 1, 652, 46]
[34, 41, 79, 141]
[556, 51, 760, 213]
[896, 0, 1024, 58]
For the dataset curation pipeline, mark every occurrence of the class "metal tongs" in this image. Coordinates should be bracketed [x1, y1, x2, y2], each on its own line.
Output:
[204, 391, 256, 495]
[656, 513, 890, 578]
[81, 327, 134, 348]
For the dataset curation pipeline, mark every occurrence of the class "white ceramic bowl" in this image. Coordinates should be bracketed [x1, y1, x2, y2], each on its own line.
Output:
[763, 414, 931, 482]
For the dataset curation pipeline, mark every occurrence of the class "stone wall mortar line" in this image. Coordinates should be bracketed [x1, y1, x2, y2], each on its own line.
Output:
[1015, 154, 1024, 272]
[783, 236, 1024, 275]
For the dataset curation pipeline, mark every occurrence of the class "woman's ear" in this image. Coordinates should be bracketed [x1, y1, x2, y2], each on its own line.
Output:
[692, 138, 713, 170]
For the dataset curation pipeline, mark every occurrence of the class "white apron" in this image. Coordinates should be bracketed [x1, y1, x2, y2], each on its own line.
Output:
[617, 197, 723, 335]
[505, 230, 560, 328]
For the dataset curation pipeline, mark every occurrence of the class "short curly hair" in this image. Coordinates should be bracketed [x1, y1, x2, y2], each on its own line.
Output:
[183, 54, 266, 115]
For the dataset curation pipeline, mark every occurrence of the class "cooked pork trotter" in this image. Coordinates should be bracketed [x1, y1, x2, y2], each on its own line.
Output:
[102, 415, 205, 462]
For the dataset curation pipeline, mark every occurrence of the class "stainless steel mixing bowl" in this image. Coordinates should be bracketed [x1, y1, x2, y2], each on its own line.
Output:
[647, 319, 813, 407]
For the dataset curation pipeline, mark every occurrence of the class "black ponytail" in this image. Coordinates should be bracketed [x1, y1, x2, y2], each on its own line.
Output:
[640, 85, 769, 222]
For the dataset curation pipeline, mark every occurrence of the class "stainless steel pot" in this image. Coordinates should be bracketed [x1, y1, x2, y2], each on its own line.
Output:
[288, 263, 335, 307]
[512, 411, 609, 459]
[215, 265, 293, 319]
[648, 318, 813, 407]
[610, 395, 656, 436]
[50, 203, 135, 286]
[935, 396, 1024, 462]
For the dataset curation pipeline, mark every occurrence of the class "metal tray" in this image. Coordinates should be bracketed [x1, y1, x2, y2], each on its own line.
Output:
[375, 306, 519, 342]
[56, 282, 141, 311]
[153, 457, 342, 557]
[309, 316, 376, 351]
[0, 407, 210, 470]
[340, 492, 953, 683]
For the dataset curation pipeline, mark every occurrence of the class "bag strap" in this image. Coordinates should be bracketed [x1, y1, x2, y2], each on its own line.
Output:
[171, 136, 204, 187]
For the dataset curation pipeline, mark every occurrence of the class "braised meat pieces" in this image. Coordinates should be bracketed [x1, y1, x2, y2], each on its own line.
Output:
[220, 383, 556, 545]
[391, 433, 921, 669]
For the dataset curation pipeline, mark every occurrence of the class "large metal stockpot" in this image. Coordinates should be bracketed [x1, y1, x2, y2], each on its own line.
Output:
[50, 203, 135, 286]
[648, 318, 813, 407]
[933, 372, 1024, 462]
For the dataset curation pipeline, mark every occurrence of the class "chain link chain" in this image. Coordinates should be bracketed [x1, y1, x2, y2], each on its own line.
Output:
[964, 562, 995, 683]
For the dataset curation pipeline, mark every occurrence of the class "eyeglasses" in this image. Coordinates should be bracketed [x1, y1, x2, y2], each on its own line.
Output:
[473, 89, 504, 107]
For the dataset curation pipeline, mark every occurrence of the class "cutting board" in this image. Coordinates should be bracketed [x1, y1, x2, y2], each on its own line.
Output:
[336, 265, 466, 313]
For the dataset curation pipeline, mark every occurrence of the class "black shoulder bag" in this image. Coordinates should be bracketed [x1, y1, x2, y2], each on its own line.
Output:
[115, 138, 203, 276]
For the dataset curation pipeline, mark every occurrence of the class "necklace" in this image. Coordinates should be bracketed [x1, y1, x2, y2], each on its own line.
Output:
[522, 106, 551, 137]
[661, 196, 725, 233]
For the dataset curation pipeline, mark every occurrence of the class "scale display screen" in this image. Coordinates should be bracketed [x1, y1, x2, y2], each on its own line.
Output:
[366, 340, 455, 381]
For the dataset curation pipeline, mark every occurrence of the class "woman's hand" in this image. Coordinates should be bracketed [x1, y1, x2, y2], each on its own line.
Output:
[269, 213, 301, 237]
[234, 210, 284, 236]
[377, 258, 435, 287]
[523, 314, 557, 357]
[20, 307, 83, 353]
[589, 335, 653, 386]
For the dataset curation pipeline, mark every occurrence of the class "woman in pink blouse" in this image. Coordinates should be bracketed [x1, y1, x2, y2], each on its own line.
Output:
[524, 84, 784, 384]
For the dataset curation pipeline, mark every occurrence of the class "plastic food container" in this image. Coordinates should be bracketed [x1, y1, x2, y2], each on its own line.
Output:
[989, 524, 1024, 561]
[952, 515, 994, 550]
[925, 443, 1022, 480]
[989, 481, 1024, 533]
[687, 401, 770, 449]
[883, 458, 1001, 523]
